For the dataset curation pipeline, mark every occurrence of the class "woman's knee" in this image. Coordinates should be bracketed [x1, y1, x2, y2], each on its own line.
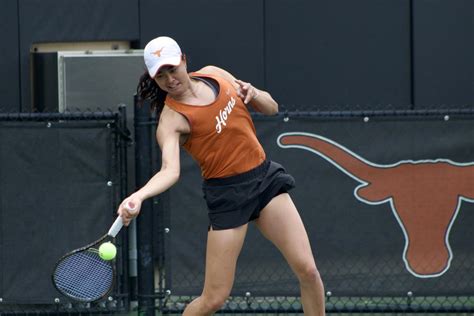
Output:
[200, 293, 228, 312]
[294, 261, 322, 285]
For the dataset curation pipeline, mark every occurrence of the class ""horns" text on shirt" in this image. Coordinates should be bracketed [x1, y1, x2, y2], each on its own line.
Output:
[215, 97, 236, 134]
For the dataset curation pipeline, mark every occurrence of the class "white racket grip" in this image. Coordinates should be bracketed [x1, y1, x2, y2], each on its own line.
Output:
[108, 216, 124, 237]
[108, 201, 138, 237]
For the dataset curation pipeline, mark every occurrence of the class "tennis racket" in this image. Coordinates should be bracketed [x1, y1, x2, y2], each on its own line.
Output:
[52, 202, 136, 302]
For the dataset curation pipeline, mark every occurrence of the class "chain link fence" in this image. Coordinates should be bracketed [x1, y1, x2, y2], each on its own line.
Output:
[156, 295, 474, 314]
[0, 107, 473, 315]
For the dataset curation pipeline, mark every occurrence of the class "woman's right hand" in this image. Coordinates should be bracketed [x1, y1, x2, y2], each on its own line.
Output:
[117, 196, 142, 226]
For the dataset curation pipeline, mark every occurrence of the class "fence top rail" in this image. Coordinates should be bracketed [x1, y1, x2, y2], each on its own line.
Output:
[271, 108, 474, 118]
[243, 108, 474, 122]
[0, 111, 120, 122]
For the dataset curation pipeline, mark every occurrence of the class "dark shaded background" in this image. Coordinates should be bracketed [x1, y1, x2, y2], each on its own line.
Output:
[0, 0, 472, 113]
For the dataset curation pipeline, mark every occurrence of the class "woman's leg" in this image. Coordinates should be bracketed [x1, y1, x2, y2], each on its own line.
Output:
[183, 224, 248, 316]
[255, 193, 326, 316]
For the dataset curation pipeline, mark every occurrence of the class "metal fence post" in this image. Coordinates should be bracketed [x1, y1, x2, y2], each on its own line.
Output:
[133, 95, 155, 315]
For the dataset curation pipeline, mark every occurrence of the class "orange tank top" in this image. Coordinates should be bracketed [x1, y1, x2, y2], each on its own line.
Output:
[165, 72, 266, 179]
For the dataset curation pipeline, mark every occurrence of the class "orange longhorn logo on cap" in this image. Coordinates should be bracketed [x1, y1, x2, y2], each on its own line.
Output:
[152, 48, 163, 57]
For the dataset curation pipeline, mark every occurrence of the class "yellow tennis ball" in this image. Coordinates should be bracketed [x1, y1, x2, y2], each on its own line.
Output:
[98, 242, 117, 261]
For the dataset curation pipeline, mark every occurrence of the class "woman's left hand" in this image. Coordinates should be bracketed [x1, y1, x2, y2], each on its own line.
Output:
[235, 79, 259, 104]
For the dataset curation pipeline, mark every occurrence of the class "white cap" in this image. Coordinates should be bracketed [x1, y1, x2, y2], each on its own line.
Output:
[144, 36, 182, 78]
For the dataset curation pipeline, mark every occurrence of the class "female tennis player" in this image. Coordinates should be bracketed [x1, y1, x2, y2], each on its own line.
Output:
[117, 36, 326, 316]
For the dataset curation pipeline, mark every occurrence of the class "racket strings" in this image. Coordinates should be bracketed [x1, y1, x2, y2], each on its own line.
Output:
[54, 250, 113, 301]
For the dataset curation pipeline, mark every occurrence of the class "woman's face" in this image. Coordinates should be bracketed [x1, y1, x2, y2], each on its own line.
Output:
[153, 60, 188, 96]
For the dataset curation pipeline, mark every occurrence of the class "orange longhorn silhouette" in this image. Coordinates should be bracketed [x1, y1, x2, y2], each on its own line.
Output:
[278, 132, 474, 278]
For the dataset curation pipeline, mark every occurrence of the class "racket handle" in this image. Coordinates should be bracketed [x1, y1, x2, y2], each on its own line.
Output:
[108, 201, 138, 237]
[108, 216, 123, 237]
[125, 201, 138, 212]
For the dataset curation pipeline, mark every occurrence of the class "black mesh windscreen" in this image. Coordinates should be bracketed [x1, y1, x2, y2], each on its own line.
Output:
[0, 120, 119, 304]
[167, 113, 474, 297]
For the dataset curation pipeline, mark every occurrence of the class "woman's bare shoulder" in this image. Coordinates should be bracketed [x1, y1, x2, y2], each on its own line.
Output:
[196, 65, 221, 75]
[195, 65, 238, 87]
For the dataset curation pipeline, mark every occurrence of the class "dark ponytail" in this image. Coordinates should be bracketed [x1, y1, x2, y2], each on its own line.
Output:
[136, 71, 167, 117]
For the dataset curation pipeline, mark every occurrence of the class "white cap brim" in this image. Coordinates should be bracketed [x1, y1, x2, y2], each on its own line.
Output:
[147, 55, 182, 78]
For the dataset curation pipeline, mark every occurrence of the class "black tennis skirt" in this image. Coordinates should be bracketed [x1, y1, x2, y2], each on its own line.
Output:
[202, 160, 295, 230]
